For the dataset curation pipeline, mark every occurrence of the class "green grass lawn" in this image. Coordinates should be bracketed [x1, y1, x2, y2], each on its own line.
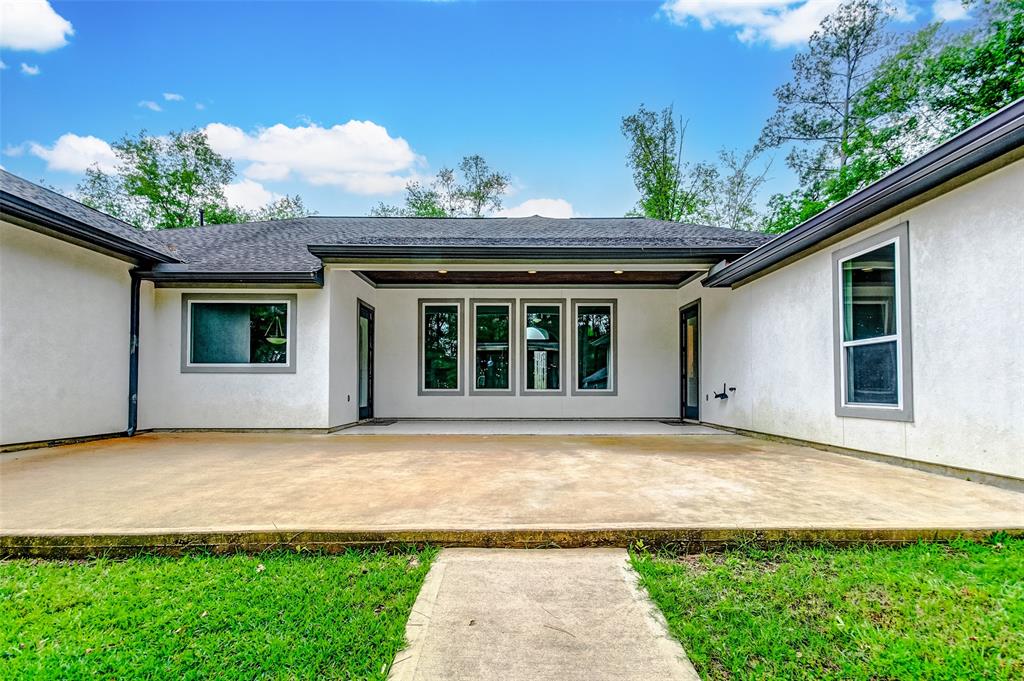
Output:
[632, 538, 1023, 680]
[0, 548, 435, 680]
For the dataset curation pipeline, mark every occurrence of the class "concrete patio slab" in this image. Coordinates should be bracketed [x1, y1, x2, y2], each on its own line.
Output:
[1, 432, 1021, 541]
[339, 419, 720, 436]
[388, 548, 699, 681]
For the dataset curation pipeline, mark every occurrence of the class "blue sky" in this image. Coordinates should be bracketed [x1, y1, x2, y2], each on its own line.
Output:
[0, 1, 967, 218]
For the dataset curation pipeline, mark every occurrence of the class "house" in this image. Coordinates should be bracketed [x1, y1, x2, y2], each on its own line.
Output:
[2, 99, 1022, 484]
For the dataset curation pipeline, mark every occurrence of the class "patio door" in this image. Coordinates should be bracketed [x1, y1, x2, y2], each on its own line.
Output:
[680, 302, 700, 421]
[358, 301, 374, 420]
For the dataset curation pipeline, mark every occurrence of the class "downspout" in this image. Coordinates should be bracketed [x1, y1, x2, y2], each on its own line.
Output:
[126, 269, 141, 436]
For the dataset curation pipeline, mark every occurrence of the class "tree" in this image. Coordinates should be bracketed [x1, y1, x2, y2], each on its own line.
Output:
[369, 156, 510, 217]
[458, 155, 510, 217]
[622, 104, 771, 227]
[621, 104, 692, 221]
[691, 149, 773, 231]
[761, 0, 1024, 233]
[246, 195, 311, 222]
[760, 0, 895, 191]
[77, 129, 311, 229]
[856, 0, 1024, 158]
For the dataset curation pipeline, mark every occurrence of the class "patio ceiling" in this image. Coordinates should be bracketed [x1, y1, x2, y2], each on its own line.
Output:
[356, 269, 704, 287]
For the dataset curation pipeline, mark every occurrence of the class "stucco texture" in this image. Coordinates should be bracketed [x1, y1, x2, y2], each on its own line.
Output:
[683, 158, 1024, 479]
[0, 223, 131, 445]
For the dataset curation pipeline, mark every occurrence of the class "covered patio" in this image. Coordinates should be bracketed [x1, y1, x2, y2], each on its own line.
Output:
[1, 427, 1021, 540]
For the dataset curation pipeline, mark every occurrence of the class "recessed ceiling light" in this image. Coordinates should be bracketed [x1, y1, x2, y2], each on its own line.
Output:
[613, 270, 624, 275]
[527, 270, 537, 274]
[437, 269, 448, 274]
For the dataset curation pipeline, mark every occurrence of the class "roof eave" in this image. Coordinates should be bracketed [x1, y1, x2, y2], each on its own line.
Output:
[308, 244, 760, 265]
[137, 266, 325, 288]
[703, 97, 1024, 288]
[1, 194, 179, 265]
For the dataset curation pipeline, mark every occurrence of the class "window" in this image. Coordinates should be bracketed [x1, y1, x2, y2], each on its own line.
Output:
[470, 300, 514, 395]
[181, 294, 296, 373]
[832, 223, 913, 421]
[572, 299, 616, 395]
[419, 299, 463, 394]
[521, 300, 564, 394]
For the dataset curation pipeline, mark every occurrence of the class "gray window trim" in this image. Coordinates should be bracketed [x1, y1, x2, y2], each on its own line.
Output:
[832, 222, 913, 421]
[418, 298, 465, 396]
[468, 298, 516, 396]
[180, 293, 297, 374]
[570, 298, 618, 396]
[519, 298, 567, 396]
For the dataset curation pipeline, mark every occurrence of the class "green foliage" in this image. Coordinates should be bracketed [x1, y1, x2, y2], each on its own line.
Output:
[0, 549, 435, 680]
[620, 104, 692, 221]
[76, 129, 312, 230]
[370, 156, 510, 218]
[922, 0, 1024, 134]
[760, 0, 895, 186]
[691, 148, 772, 230]
[245, 194, 312, 222]
[761, 0, 1024, 233]
[78, 129, 235, 230]
[621, 105, 772, 228]
[632, 539, 1024, 680]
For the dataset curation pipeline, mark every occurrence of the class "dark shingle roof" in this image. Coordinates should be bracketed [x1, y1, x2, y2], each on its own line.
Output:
[0, 170, 177, 262]
[150, 216, 775, 273]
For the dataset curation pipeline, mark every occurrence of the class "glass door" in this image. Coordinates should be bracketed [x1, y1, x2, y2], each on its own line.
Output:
[358, 302, 374, 420]
[680, 303, 699, 421]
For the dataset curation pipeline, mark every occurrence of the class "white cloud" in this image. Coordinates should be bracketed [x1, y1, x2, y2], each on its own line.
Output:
[0, 0, 74, 51]
[162, 92, 184, 101]
[660, 0, 914, 49]
[138, 100, 162, 112]
[195, 102, 206, 111]
[933, 0, 968, 21]
[0, 59, 7, 69]
[20, 62, 40, 75]
[496, 198, 577, 219]
[223, 178, 281, 211]
[204, 120, 423, 195]
[27, 133, 118, 173]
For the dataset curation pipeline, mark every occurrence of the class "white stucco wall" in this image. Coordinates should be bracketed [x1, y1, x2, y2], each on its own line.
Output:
[370, 287, 680, 419]
[328, 270, 376, 427]
[684, 158, 1024, 479]
[138, 286, 331, 429]
[0, 222, 132, 444]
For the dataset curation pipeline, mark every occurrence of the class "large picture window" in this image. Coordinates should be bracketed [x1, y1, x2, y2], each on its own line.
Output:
[832, 223, 913, 421]
[181, 294, 296, 373]
[521, 300, 564, 394]
[470, 300, 514, 395]
[572, 299, 616, 395]
[419, 299, 463, 394]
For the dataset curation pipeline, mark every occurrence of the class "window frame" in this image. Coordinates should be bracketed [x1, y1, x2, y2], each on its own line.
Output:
[519, 298, 567, 396]
[570, 298, 618, 396]
[468, 298, 516, 396]
[418, 298, 465, 396]
[180, 293, 297, 374]
[832, 222, 914, 421]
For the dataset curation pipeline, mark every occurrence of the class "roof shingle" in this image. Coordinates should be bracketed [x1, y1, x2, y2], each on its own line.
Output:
[0, 170, 177, 261]
[150, 215, 774, 273]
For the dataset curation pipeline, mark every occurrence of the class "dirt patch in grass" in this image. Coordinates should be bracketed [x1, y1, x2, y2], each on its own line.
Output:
[632, 539, 1024, 680]
[0, 548, 435, 680]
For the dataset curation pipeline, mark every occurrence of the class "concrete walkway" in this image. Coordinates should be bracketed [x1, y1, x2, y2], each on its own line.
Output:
[389, 549, 699, 681]
[1, 432, 1022, 534]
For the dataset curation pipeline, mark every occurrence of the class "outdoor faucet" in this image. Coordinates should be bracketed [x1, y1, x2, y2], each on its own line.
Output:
[714, 384, 730, 400]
